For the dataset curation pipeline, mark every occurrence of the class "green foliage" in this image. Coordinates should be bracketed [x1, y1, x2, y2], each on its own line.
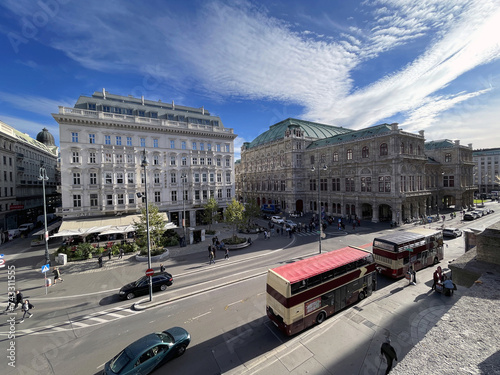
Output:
[202, 197, 219, 230]
[222, 236, 246, 245]
[225, 198, 246, 239]
[244, 198, 261, 224]
[134, 204, 166, 251]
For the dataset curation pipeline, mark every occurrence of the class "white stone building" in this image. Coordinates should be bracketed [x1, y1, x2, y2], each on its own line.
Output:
[53, 89, 237, 229]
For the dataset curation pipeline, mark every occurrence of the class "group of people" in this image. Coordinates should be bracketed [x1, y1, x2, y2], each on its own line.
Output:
[4, 290, 35, 323]
[208, 236, 228, 264]
[432, 266, 457, 296]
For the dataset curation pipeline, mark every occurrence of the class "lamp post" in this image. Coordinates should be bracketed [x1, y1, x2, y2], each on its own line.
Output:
[141, 151, 153, 302]
[181, 174, 187, 240]
[312, 163, 327, 253]
[38, 164, 50, 265]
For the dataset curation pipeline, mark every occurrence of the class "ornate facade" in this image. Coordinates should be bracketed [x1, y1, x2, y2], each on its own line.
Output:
[236, 118, 475, 223]
[53, 89, 237, 226]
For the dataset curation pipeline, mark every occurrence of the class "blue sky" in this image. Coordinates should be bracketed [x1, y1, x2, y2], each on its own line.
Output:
[1, 0, 500, 160]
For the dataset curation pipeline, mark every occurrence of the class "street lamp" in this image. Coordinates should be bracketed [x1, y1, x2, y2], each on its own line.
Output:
[312, 163, 327, 253]
[141, 150, 153, 302]
[181, 174, 187, 240]
[38, 164, 50, 265]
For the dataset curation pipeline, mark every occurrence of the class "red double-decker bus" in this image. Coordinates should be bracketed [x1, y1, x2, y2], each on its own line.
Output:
[372, 227, 444, 278]
[266, 245, 376, 336]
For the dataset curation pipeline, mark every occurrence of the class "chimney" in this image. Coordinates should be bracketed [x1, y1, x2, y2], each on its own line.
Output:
[141, 96, 144, 105]
[419, 130, 424, 137]
[102, 88, 106, 99]
[454, 140, 460, 145]
[391, 123, 398, 131]
[468, 143, 473, 149]
[172, 100, 175, 110]
[202, 106, 205, 115]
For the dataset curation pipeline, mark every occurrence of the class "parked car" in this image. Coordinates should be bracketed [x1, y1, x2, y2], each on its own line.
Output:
[7, 228, 21, 239]
[284, 220, 298, 229]
[442, 228, 462, 238]
[463, 213, 475, 221]
[18, 223, 35, 233]
[290, 211, 302, 218]
[271, 216, 285, 224]
[103, 327, 191, 375]
[119, 272, 173, 300]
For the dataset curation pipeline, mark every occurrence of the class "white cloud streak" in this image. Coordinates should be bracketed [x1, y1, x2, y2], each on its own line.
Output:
[2, 0, 500, 147]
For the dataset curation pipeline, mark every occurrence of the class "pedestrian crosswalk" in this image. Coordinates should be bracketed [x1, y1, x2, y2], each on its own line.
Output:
[1, 305, 144, 337]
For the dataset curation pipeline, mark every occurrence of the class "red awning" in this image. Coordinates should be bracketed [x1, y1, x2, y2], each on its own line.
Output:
[271, 245, 371, 284]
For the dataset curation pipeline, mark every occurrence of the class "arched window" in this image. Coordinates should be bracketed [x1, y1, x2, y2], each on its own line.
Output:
[333, 152, 339, 162]
[417, 145, 421, 155]
[347, 149, 353, 160]
[380, 143, 388, 156]
[400, 142, 405, 154]
[409, 144, 413, 154]
[362, 146, 369, 158]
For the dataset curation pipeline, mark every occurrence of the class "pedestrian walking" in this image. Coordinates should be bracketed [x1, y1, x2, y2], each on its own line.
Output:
[19, 300, 35, 323]
[224, 246, 229, 260]
[209, 250, 215, 264]
[407, 265, 416, 285]
[264, 230, 268, 240]
[4, 292, 15, 312]
[380, 338, 398, 374]
[14, 290, 23, 309]
[98, 255, 103, 268]
[53, 267, 64, 284]
[160, 264, 166, 272]
[431, 266, 442, 290]
[108, 249, 112, 260]
[118, 248, 124, 259]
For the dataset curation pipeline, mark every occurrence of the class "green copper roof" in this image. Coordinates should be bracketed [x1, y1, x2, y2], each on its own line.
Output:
[425, 139, 455, 150]
[308, 123, 393, 149]
[247, 118, 352, 149]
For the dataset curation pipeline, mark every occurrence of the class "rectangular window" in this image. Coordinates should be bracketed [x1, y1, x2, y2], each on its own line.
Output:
[202, 173, 207, 182]
[116, 136, 122, 146]
[225, 145, 230, 152]
[105, 153, 112, 163]
[128, 193, 135, 204]
[127, 153, 133, 164]
[89, 172, 97, 185]
[210, 173, 214, 183]
[90, 193, 98, 207]
[207, 143, 212, 151]
[226, 172, 231, 184]
[192, 157, 198, 165]
[154, 191, 161, 203]
[200, 157, 205, 165]
[73, 194, 81, 207]
[203, 190, 208, 200]
[195, 190, 200, 200]
[200, 143, 204, 151]
[207, 158, 212, 165]
[181, 157, 187, 166]
[226, 188, 231, 198]
[153, 139, 159, 148]
[72, 151, 80, 163]
[138, 110, 145, 117]
[225, 158, 231, 167]
[117, 194, 124, 205]
[116, 154, 123, 164]
[361, 177, 372, 192]
[345, 177, 354, 192]
[73, 172, 81, 185]
[216, 144, 221, 152]
[217, 158, 221, 166]
[154, 173, 160, 184]
[217, 189, 222, 198]
[105, 135, 111, 145]
[106, 194, 113, 205]
[192, 142, 197, 150]
[153, 155, 159, 165]
[89, 134, 95, 144]
[217, 173, 222, 183]
[140, 138, 146, 147]
[89, 152, 96, 164]
[72, 132, 79, 143]
[194, 173, 200, 183]
[105, 172, 112, 184]
[171, 191, 177, 202]
[170, 173, 177, 184]
[127, 173, 134, 184]
[127, 137, 133, 146]
[170, 140, 175, 149]
[116, 173, 124, 184]
[170, 156, 176, 166]
[181, 141, 186, 150]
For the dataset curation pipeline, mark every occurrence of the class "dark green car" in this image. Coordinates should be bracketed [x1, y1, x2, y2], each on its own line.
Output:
[103, 327, 191, 374]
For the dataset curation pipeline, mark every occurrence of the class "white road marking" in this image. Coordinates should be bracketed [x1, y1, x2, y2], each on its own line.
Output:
[192, 311, 211, 320]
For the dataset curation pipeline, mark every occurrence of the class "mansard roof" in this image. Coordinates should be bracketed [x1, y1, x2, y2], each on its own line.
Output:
[247, 118, 352, 149]
[424, 139, 456, 150]
[308, 123, 393, 149]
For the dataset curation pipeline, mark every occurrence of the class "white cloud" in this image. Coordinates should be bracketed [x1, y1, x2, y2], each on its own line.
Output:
[0, 92, 73, 116]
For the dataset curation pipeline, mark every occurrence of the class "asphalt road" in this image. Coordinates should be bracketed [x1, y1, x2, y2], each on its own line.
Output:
[1, 201, 498, 374]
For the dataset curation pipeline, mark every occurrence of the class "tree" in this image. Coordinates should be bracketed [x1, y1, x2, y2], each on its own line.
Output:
[225, 198, 246, 240]
[202, 197, 219, 231]
[134, 204, 165, 251]
[243, 198, 261, 225]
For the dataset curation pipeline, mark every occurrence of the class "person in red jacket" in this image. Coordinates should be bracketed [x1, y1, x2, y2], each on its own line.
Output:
[431, 266, 442, 290]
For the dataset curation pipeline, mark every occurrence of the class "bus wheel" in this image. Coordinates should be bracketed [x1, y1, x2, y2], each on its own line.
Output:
[433, 257, 439, 265]
[316, 312, 326, 324]
[358, 291, 365, 301]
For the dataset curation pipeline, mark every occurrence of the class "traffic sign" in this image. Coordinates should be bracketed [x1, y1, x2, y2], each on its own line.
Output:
[41, 264, 50, 273]
[406, 247, 413, 252]
[145, 268, 154, 276]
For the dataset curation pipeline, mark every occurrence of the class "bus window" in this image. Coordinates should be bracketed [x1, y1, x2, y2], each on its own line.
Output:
[308, 275, 322, 287]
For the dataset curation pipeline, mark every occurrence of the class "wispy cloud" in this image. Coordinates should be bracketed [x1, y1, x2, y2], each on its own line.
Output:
[0, 91, 73, 116]
[2, 0, 500, 147]
[0, 114, 59, 144]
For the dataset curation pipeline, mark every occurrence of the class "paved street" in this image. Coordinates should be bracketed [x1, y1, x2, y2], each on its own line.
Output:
[1, 201, 499, 374]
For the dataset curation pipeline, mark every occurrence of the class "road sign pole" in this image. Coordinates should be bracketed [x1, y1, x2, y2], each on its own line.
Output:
[44, 271, 48, 295]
